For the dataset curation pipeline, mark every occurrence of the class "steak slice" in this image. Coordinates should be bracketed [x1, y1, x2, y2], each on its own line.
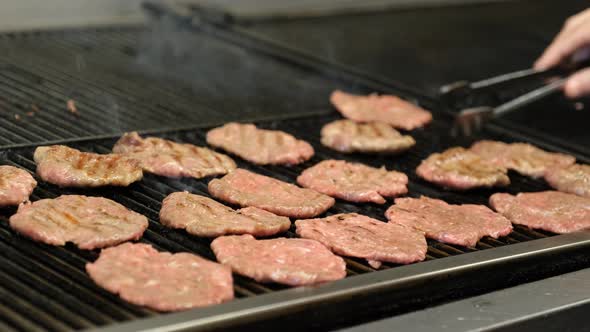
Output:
[295, 213, 427, 268]
[416, 147, 510, 190]
[113, 132, 236, 179]
[297, 160, 408, 204]
[208, 169, 335, 218]
[206, 123, 314, 165]
[490, 191, 590, 234]
[470, 140, 575, 178]
[86, 243, 233, 311]
[545, 164, 590, 198]
[34, 145, 143, 187]
[9, 195, 148, 249]
[386, 196, 513, 247]
[159, 192, 291, 237]
[0, 165, 37, 206]
[320, 119, 415, 154]
[211, 234, 346, 286]
[330, 90, 432, 130]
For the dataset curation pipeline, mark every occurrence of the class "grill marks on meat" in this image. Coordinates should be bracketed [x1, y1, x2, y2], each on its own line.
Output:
[330, 90, 432, 130]
[490, 191, 590, 234]
[386, 197, 513, 247]
[113, 132, 236, 179]
[545, 164, 590, 198]
[208, 169, 335, 218]
[320, 120, 415, 154]
[470, 140, 575, 178]
[295, 213, 427, 268]
[159, 192, 291, 237]
[86, 243, 233, 311]
[34, 145, 143, 187]
[0, 165, 36, 206]
[416, 147, 510, 190]
[9, 195, 148, 249]
[297, 160, 408, 204]
[206, 123, 314, 165]
[211, 234, 346, 286]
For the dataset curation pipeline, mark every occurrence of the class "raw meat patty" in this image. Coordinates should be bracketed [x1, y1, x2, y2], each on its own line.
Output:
[296, 160, 408, 204]
[416, 147, 510, 190]
[206, 122, 314, 165]
[386, 196, 513, 247]
[545, 164, 590, 198]
[211, 234, 346, 286]
[86, 243, 233, 311]
[159, 192, 291, 237]
[9, 195, 148, 249]
[320, 119, 415, 154]
[34, 145, 143, 187]
[470, 140, 575, 178]
[295, 213, 427, 268]
[490, 191, 590, 234]
[208, 169, 335, 218]
[113, 132, 236, 179]
[330, 90, 432, 130]
[0, 165, 37, 206]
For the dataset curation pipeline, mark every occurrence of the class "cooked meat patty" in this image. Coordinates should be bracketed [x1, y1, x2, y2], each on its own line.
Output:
[470, 140, 575, 178]
[206, 123, 314, 165]
[0, 165, 37, 206]
[320, 119, 415, 154]
[87, 243, 233, 311]
[113, 132, 236, 179]
[295, 213, 427, 268]
[545, 164, 590, 198]
[159, 192, 291, 237]
[9, 195, 148, 249]
[330, 90, 432, 130]
[34, 145, 143, 187]
[386, 196, 513, 247]
[208, 169, 335, 218]
[416, 147, 510, 190]
[211, 234, 346, 286]
[490, 191, 590, 234]
[297, 160, 408, 204]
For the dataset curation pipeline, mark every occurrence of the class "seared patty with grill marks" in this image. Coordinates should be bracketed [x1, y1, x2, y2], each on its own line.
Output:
[0, 165, 37, 206]
[545, 164, 590, 198]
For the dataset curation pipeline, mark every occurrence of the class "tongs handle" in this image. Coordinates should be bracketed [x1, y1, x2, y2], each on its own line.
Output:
[492, 78, 566, 117]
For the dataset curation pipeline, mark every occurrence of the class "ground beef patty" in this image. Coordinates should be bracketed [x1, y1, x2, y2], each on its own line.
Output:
[87, 243, 233, 311]
[9, 195, 148, 249]
[490, 191, 590, 234]
[386, 196, 513, 247]
[295, 213, 427, 268]
[416, 147, 510, 190]
[297, 160, 408, 204]
[545, 164, 590, 198]
[330, 90, 432, 130]
[159, 192, 291, 237]
[208, 169, 335, 218]
[0, 165, 37, 206]
[113, 132, 236, 179]
[34, 145, 143, 187]
[211, 234, 346, 286]
[206, 122, 314, 165]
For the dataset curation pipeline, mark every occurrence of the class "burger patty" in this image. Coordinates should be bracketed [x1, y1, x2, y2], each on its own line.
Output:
[490, 191, 590, 234]
[545, 164, 590, 198]
[159, 192, 291, 237]
[330, 90, 432, 130]
[86, 243, 234, 311]
[34, 145, 143, 187]
[320, 120, 415, 154]
[211, 234, 346, 286]
[206, 122, 314, 165]
[208, 169, 335, 218]
[386, 196, 513, 247]
[296, 160, 408, 204]
[113, 132, 236, 179]
[295, 213, 427, 268]
[9, 195, 148, 249]
[0, 165, 37, 206]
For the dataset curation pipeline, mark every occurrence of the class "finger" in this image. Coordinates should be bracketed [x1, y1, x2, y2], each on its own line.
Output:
[564, 67, 590, 98]
[535, 18, 590, 70]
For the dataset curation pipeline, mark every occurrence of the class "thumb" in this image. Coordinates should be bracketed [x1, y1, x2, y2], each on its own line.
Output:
[564, 67, 590, 98]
